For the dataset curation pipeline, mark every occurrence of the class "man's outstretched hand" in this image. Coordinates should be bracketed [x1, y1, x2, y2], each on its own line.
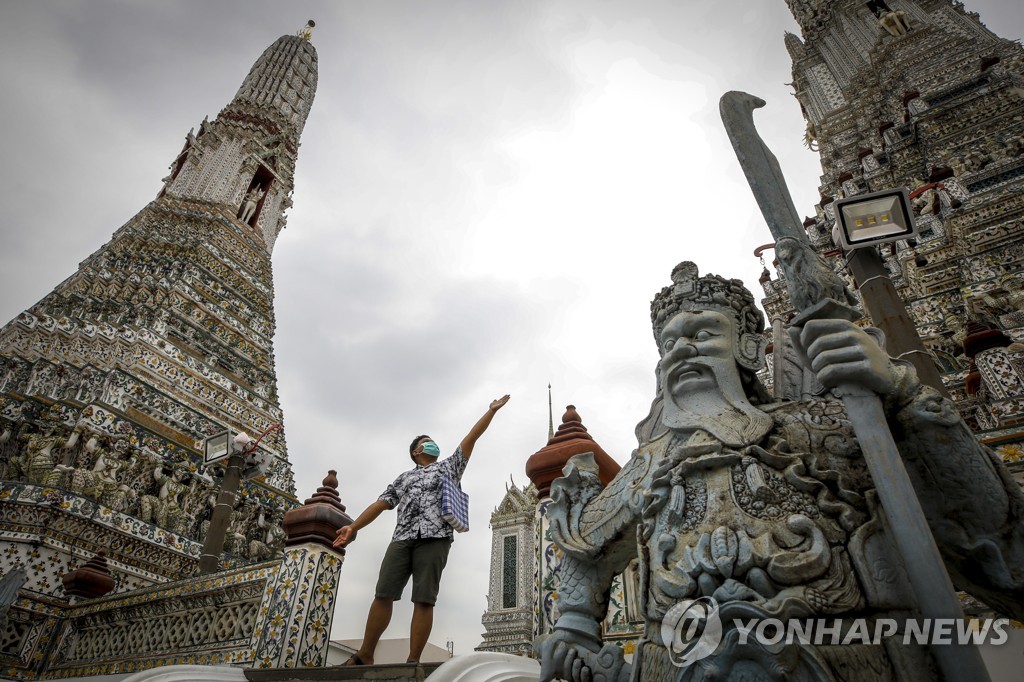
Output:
[332, 500, 387, 549]
[333, 525, 355, 549]
[461, 395, 511, 458]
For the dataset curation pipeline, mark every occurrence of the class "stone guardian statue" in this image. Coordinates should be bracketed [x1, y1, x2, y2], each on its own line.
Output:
[535, 262, 1024, 681]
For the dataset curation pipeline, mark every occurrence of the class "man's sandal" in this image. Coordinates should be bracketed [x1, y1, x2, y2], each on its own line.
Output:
[343, 654, 367, 666]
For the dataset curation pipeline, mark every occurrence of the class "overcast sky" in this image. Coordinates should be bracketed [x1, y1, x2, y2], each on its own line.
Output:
[2, 0, 1022, 659]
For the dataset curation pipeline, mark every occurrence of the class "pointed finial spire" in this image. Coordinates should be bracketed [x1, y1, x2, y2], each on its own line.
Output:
[282, 469, 353, 551]
[547, 383, 554, 440]
[525, 404, 621, 499]
[298, 20, 315, 41]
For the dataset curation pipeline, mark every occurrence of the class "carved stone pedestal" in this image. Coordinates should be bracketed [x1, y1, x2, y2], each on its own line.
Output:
[248, 471, 352, 668]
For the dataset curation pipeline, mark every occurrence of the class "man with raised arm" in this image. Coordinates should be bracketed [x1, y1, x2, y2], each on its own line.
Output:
[333, 394, 510, 666]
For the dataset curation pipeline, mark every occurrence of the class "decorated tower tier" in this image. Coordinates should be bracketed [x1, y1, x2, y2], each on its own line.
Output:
[763, 0, 1024, 468]
[0, 27, 317, 602]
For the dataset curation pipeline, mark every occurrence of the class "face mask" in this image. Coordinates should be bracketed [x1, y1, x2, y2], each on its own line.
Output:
[420, 440, 440, 457]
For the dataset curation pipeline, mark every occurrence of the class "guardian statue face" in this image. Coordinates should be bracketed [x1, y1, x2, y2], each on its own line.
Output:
[647, 262, 770, 447]
[657, 308, 771, 447]
[658, 309, 739, 401]
[650, 262, 767, 378]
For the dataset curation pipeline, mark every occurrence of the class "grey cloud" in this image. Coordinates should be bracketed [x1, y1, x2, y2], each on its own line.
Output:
[276, 271, 538, 425]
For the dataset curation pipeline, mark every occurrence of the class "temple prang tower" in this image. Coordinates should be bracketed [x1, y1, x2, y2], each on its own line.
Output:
[0, 26, 317, 604]
[762, 0, 1024, 467]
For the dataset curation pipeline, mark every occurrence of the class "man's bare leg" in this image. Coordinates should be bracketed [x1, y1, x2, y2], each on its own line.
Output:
[408, 601, 434, 663]
[353, 596, 393, 664]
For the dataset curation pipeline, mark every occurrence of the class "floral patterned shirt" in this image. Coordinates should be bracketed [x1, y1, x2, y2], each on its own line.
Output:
[379, 446, 468, 542]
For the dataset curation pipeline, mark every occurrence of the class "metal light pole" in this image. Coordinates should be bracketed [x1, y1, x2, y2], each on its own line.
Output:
[198, 424, 281, 575]
[198, 450, 244, 574]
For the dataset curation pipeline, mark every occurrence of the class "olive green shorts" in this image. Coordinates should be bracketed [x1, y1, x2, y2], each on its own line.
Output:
[374, 538, 453, 605]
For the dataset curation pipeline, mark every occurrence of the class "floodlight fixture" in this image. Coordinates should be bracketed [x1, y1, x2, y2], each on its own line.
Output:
[833, 188, 916, 250]
[203, 429, 232, 466]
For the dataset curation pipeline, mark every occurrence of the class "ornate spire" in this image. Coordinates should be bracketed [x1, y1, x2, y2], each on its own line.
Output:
[161, 29, 319, 251]
[229, 32, 318, 137]
[282, 470, 353, 551]
[525, 405, 620, 499]
[784, 31, 805, 61]
[547, 383, 554, 441]
[61, 552, 115, 599]
[0, 29, 319, 606]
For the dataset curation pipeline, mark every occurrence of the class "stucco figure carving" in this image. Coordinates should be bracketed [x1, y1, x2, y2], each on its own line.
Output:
[963, 148, 991, 173]
[803, 121, 818, 151]
[239, 187, 264, 224]
[911, 186, 940, 216]
[1005, 135, 1024, 159]
[67, 437, 135, 511]
[535, 262, 1024, 681]
[140, 464, 192, 536]
[969, 277, 1024, 329]
[245, 505, 285, 560]
[876, 7, 912, 37]
[16, 408, 67, 486]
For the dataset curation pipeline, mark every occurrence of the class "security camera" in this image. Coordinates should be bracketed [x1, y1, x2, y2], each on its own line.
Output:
[241, 450, 273, 480]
